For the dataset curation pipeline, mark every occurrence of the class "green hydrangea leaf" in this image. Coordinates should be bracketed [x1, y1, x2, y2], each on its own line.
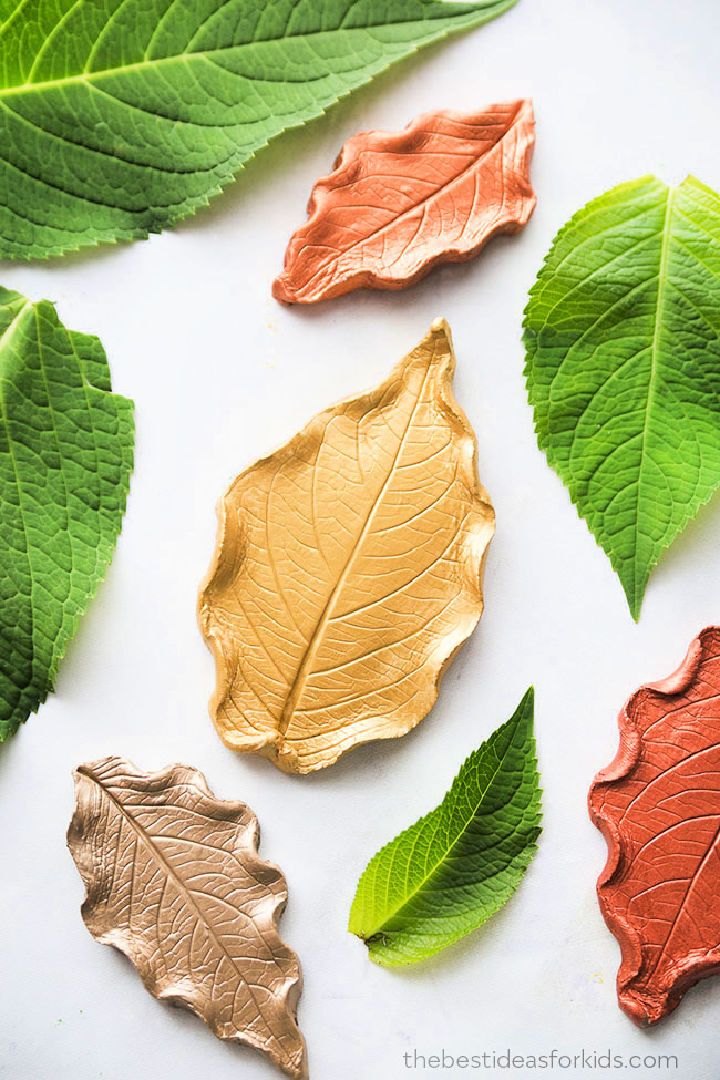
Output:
[524, 175, 720, 620]
[348, 688, 541, 966]
[0, 0, 518, 260]
[0, 286, 133, 740]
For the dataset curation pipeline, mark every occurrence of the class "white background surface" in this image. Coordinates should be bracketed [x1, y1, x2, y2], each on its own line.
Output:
[1, 1, 720, 1078]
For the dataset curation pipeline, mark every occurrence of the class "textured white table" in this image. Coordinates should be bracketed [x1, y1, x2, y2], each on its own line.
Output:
[2, 2, 719, 1077]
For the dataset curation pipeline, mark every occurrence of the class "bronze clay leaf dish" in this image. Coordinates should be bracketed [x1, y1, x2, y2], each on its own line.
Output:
[68, 757, 307, 1079]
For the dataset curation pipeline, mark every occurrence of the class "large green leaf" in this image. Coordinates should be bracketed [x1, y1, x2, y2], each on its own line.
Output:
[348, 688, 540, 966]
[0, 0, 518, 260]
[0, 287, 133, 740]
[524, 176, 720, 620]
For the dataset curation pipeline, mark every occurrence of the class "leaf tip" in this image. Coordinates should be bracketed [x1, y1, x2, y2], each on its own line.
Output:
[429, 316, 453, 348]
[271, 273, 294, 306]
[620, 571, 645, 622]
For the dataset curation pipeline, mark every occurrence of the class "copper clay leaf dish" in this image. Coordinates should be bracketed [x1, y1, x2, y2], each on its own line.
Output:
[68, 757, 307, 1079]
[589, 627, 720, 1025]
[273, 101, 535, 304]
[199, 319, 494, 774]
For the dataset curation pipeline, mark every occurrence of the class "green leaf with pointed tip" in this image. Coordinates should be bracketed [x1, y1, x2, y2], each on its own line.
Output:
[348, 688, 541, 966]
[0, 0, 519, 260]
[524, 175, 720, 620]
[0, 286, 133, 740]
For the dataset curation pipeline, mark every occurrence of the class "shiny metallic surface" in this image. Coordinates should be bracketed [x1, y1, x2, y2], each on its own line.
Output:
[199, 321, 494, 773]
[68, 757, 307, 1079]
[273, 101, 535, 304]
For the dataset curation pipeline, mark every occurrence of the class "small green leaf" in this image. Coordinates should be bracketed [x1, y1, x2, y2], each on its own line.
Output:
[0, 0, 519, 260]
[0, 286, 133, 740]
[348, 688, 541, 966]
[524, 175, 720, 620]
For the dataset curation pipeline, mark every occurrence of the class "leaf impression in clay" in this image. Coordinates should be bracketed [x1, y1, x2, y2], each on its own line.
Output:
[199, 319, 495, 774]
[273, 101, 535, 304]
[589, 627, 720, 1025]
[68, 757, 307, 1079]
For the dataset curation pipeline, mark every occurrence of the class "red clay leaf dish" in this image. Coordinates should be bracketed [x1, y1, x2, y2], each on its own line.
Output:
[589, 627, 720, 1025]
[273, 101, 535, 304]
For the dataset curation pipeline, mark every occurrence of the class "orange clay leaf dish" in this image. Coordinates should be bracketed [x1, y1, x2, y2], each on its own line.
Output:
[272, 101, 535, 305]
[589, 627, 720, 1025]
[199, 320, 494, 774]
[68, 758, 307, 1080]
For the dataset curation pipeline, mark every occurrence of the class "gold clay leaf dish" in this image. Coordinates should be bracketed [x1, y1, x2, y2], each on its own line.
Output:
[199, 320, 495, 774]
[68, 757, 307, 1080]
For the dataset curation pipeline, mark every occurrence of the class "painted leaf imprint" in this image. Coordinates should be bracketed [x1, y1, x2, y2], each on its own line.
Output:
[273, 100, 535, 304]
[589, 627, 720, 1025]
[199, 319, 495, 774]
[68, 757, 307, 1079]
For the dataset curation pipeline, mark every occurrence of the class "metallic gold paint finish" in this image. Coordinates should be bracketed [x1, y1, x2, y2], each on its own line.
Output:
[273, 101, 535, 304]
[68, 757, 307, 1080]
[199, 320, 495, 774]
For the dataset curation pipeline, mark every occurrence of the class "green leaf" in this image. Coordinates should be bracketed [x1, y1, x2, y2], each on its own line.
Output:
[524, 176, 720, 620]
[0, 286, 133, 740]
[348, 688, 541, 966]
[0, 0, 518, 260]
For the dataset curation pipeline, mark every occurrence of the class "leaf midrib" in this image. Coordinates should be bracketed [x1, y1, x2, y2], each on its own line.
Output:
[630, 185, 675, 614]
[0, 296, 32, 372]
[0, 301, 37, 723]
[277, 352, 435, 742]
[0, 10, 479, 101]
